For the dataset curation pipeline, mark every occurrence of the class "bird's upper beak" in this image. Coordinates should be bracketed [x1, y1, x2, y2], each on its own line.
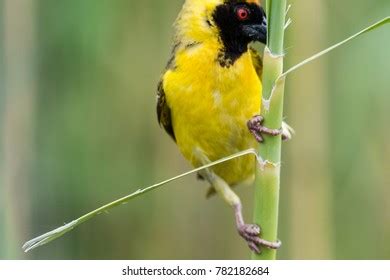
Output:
[242, 17, 267, 44]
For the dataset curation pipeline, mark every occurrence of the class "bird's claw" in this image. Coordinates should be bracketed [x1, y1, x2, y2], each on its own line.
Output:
[237, 224, 282, 254]
[248, 115, 293, 143]
[247, 115, 282, 143]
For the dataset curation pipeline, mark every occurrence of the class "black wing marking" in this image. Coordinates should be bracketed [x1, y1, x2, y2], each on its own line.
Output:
[156, 41, 201, 142]
[250, 47, 263, 80]
[157, 80, 176, 141]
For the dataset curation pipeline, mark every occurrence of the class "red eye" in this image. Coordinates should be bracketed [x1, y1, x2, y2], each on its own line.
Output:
[236, 7, 250, 21]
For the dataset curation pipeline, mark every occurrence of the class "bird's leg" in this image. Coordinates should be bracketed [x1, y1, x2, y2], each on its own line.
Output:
[234, 203, 282, 253]
[194, 149, 281, 254]
[247, 115, 293, 142]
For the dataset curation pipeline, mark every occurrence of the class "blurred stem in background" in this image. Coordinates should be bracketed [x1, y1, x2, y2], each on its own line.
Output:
[285, 0, 333, 259]
[1, 0, 36, 259]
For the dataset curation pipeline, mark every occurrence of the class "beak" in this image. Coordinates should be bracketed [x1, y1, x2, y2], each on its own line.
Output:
[242, 17, 267, 44]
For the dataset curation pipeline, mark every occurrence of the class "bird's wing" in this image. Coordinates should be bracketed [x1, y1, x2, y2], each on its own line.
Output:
[157, 79, 176, 141]
[250, 47, 263, 80]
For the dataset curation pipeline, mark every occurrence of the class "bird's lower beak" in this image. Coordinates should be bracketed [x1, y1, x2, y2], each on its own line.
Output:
[242, 18, 267, 44]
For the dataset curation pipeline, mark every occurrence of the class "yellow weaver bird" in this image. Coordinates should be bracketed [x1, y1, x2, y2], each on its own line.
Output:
[157, 0, 290, 253]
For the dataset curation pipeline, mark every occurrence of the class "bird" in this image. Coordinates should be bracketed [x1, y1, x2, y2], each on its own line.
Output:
[157, 0, 289, 254]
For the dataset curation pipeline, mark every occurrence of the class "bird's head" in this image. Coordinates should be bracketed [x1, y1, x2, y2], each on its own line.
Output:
[176, 0, 267, 48]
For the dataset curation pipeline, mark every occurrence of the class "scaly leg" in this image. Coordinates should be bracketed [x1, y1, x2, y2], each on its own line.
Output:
[247, 115, 293, 142]
[194, 149, 281, 254]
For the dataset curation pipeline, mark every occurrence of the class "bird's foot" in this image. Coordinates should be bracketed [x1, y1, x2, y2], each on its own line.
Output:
[247, 115, 281, 143]
[247, 115, 293, 142]
[237, 224, 282, 254]
[234, 203, 281, 254]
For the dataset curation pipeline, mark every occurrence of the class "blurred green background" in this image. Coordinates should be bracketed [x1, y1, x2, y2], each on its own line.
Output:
[0, 0, 389, 260]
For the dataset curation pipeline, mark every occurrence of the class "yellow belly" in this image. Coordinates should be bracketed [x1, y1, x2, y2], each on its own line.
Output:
[164, 43, 261, 185]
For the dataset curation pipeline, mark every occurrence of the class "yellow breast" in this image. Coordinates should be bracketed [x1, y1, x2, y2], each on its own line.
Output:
[163, 42, 261, 185]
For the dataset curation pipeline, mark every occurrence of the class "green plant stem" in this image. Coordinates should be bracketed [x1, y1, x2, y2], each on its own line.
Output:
[267, 1, 287, 55]
[252, 0, 287, 260]
[282, 17, 390, 78]
[23, 149, 261, 252]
